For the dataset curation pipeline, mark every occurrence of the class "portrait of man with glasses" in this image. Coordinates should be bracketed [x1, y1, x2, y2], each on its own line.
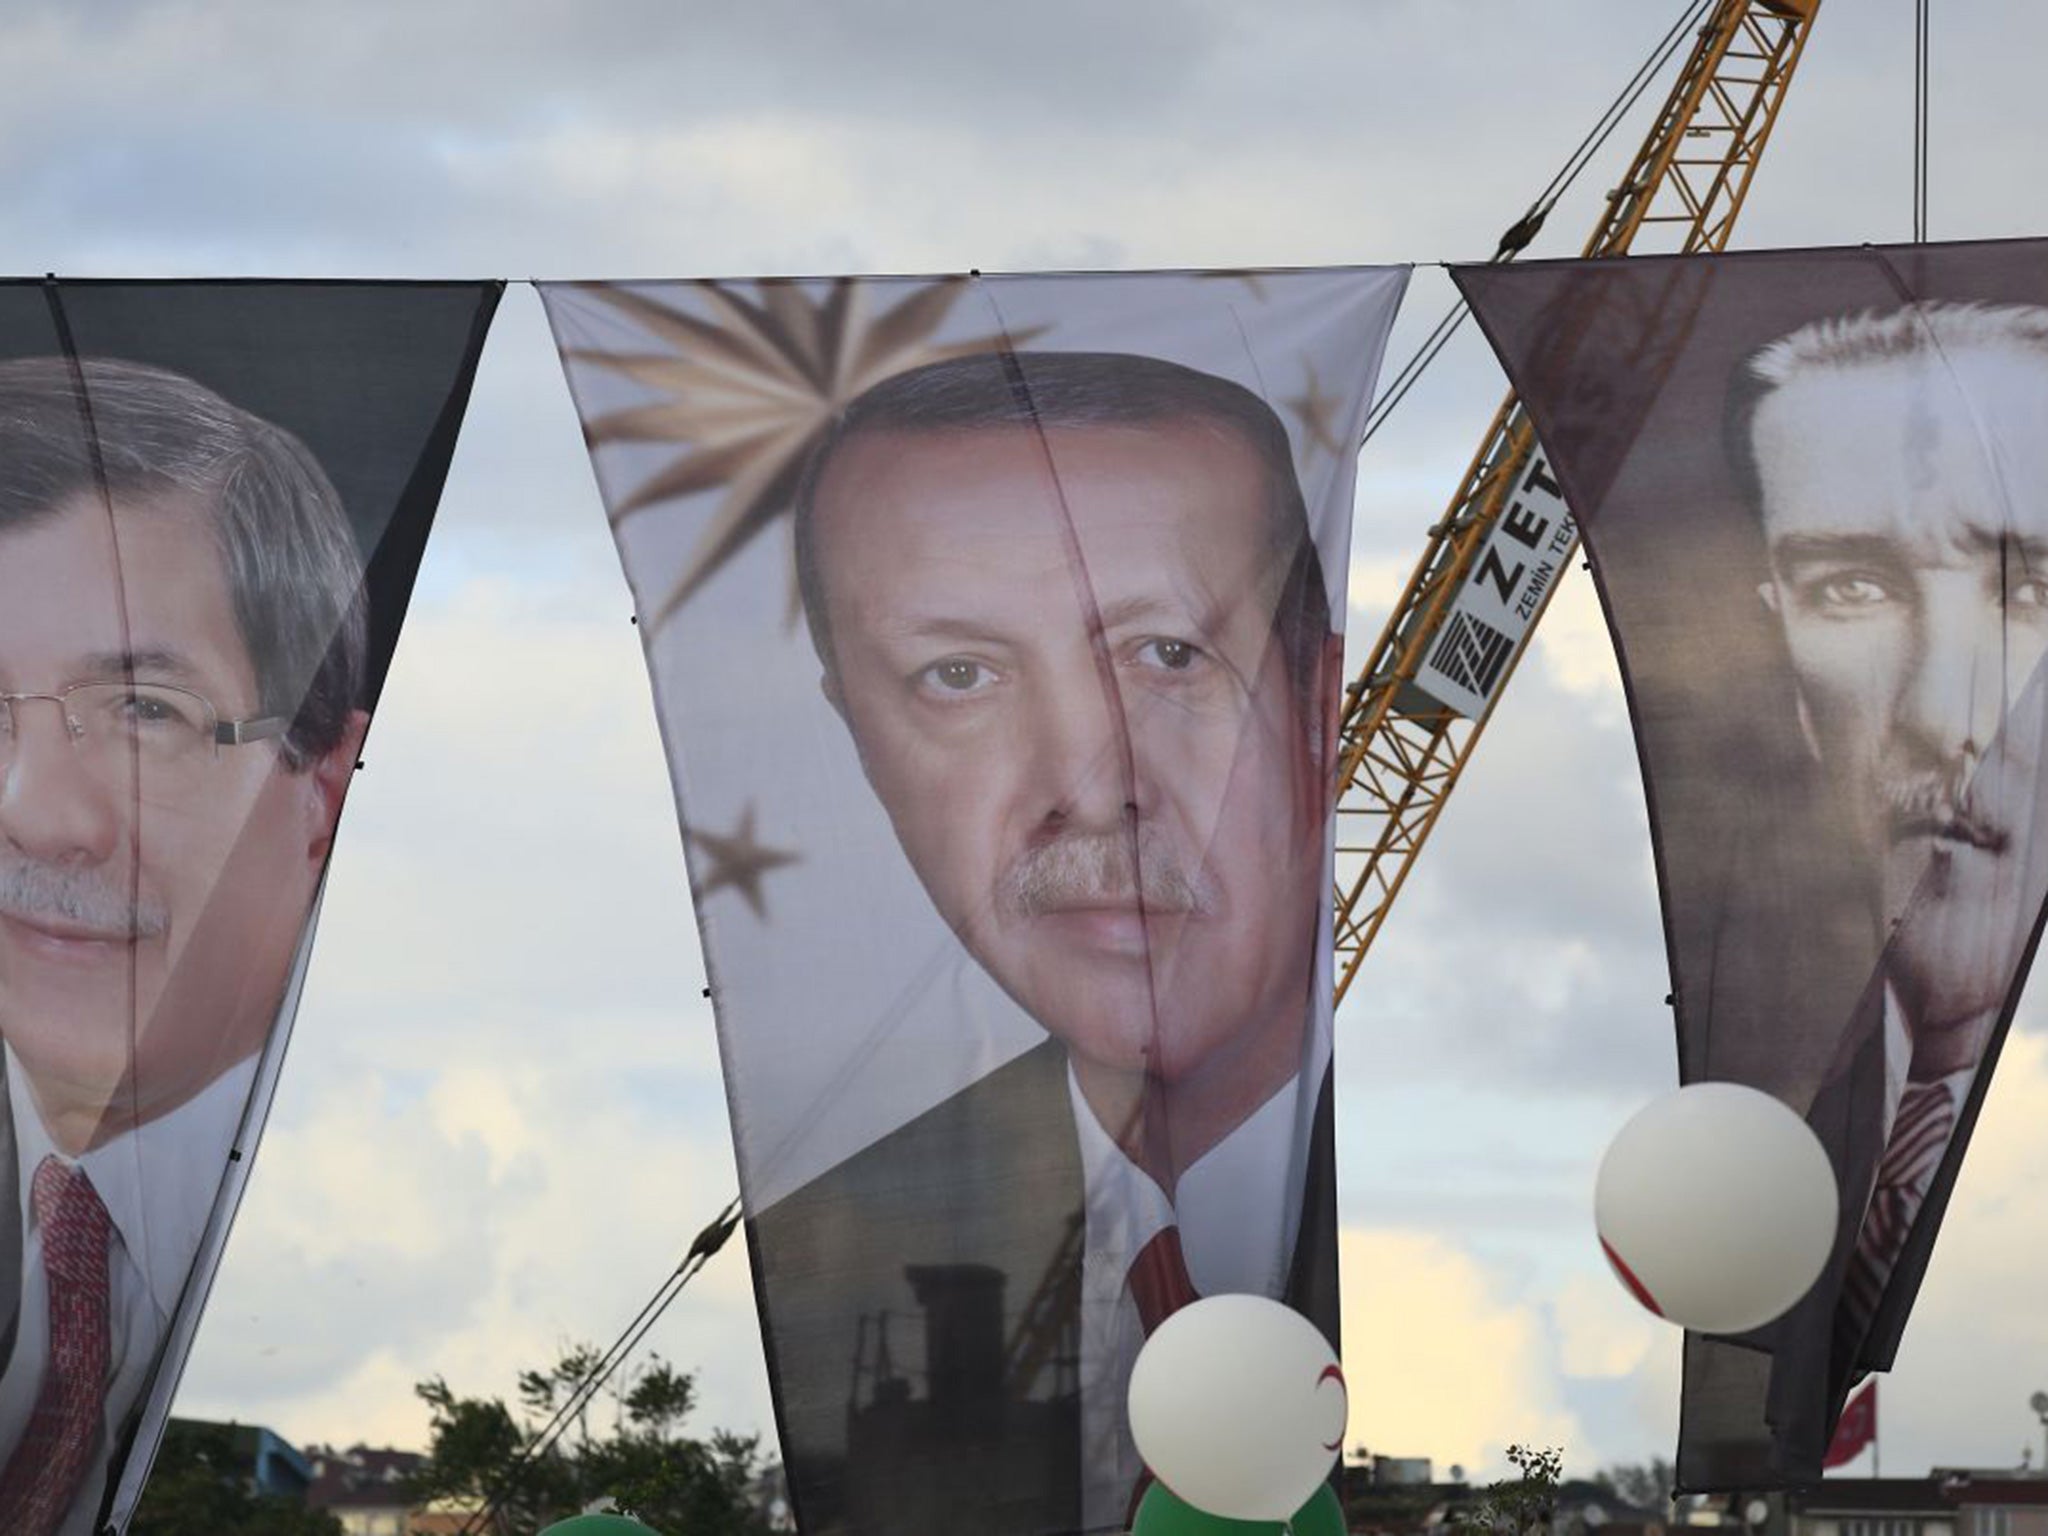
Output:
[0, 355, 366, 1535]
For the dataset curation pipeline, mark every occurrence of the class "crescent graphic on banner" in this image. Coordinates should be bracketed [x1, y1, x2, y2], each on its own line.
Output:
[1318, 1363, 1348, 1452]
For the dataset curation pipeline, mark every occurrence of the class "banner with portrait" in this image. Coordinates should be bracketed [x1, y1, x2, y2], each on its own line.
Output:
[1455, 239, 2048, 1489]
[0, 278, 500, 1535]
[541, 268, 1406, 1535]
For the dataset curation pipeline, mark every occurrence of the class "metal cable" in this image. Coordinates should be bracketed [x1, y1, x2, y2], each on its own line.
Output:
[1361, 0, 1715, 448]
[453, 1199, 741, 1536]
[1534, 0, 1717, 214]
[1914, 0, 1930, 242]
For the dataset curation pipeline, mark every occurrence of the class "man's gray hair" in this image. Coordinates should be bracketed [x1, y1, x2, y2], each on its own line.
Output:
[0, 356, 366, 767]
[1728, 301, 2048, 513]
[792, 350, 1333, 712]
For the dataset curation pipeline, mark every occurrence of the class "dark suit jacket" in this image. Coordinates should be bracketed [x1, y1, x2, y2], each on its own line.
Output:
[1678, 975, 1905, 1491]
[0, 1080, 18, 1374]
[1672, 772, 1893, 1493]
[748, 1040, 1338, 1536]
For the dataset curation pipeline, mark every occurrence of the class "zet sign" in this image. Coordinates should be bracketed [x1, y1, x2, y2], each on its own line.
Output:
[1411, 443, 1575, 719]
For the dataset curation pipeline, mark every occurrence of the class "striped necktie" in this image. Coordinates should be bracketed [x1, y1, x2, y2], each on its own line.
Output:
[0, 1158, 114, 1536]
[1840, 1080, 1954, 1349]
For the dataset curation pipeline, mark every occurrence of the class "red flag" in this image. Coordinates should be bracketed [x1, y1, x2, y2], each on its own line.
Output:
[1825, 1382, 1878, 1469]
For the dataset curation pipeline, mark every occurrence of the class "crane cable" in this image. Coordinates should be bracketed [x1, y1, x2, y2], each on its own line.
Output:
[1913, 0, 1930, 242]
[452, 1199, 741, 1536]
[1361, 0, 1716, 446]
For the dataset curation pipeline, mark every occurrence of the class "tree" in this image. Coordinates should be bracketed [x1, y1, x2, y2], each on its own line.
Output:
[130, 1422, 344, 1536]
[1448, 1444, 1565, 1536]
[408, 1344, 777, 1535]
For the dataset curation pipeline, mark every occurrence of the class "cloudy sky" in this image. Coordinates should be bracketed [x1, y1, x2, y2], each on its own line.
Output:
[19, 0, 2048, 1493]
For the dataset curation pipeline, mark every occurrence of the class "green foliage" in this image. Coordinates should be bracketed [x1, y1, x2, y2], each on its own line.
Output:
[409, 1345, 777, 1536]
[130, 1422, 344, 1536]
[1448, 1445, 1564, 1536]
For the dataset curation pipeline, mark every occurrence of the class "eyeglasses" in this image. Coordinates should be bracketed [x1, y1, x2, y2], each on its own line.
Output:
[0, 682, 286, 773]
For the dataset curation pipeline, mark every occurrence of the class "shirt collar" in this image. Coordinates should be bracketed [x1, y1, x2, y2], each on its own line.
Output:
[9, 1044, 258, 1318]
[1881, 986, 1977, 1132]
[1067, 1066, 1301, 1297]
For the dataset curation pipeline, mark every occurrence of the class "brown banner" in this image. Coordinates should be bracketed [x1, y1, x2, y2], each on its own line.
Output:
[1458, 240, 2048, 1489]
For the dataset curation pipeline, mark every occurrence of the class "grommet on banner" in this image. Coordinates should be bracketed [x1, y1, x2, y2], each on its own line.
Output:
[701, 986, 712, 999]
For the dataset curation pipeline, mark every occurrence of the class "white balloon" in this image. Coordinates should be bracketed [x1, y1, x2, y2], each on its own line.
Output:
[1595, 1082, 1838, 1334]
[1126, 1293, 1345, 1521]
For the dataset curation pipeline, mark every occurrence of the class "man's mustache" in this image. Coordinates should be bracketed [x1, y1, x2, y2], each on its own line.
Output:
[1886, 770, 2009, 853]
[0, 854, 168, 941]
[1001, 828, 1216, 919]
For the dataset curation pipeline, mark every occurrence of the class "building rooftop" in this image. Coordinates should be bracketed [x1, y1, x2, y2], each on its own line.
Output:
[303, 1442, 428, 1512]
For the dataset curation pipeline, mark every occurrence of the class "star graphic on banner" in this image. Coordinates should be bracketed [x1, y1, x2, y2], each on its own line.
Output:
[568, 277, 1041, 630]
[1284, 364, 1346, 460]
[689, 803, 800, 922]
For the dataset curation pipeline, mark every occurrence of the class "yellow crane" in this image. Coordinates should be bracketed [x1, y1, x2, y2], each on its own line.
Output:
[530, 7, 1838, 1455]
[983, 0, 1831, 1399]
[1331, 0, 1823, 1004]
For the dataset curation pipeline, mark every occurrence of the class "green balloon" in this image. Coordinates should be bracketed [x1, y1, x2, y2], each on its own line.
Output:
[538, 1517, 664, 1536]
[1131, 1481, 1345, 1536]
[1288, 1484, 1347, 1536]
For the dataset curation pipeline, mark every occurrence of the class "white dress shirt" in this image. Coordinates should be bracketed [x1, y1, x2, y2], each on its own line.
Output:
[0, 1048, 257, 1536]
[1068, 1066, 1312, 1534]
[1879, 992, 1977, 1144]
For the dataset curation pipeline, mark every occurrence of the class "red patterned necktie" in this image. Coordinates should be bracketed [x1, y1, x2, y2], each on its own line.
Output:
[1125, 1226, 1201, 1523]
[1840, 1080, 1954, 1348]
[0, 1157, 114, 1536]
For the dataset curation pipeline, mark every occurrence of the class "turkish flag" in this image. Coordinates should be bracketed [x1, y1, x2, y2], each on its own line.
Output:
[1825, 1382, 1879, 1470]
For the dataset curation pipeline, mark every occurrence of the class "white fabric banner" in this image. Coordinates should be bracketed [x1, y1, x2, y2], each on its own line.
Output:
[545, 267, 1406, 1536]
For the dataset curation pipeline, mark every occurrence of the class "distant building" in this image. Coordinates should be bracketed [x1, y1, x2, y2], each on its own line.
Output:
[159, 1417, 316, 1503]
[1554, 1477, 1669, 1536]
[1378, 1458, 1437, 1486]
[1337, 1465, 1462, 1536]
[304, 1442, 445, 1536]
[1335, 1461, 1666, 1536]
[1725, 1469, 2048, 1536]
[750, 1460, 795, 1530]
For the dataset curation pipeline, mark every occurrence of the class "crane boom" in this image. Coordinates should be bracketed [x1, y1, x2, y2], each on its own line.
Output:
[1331, 0, 1821, 1004]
